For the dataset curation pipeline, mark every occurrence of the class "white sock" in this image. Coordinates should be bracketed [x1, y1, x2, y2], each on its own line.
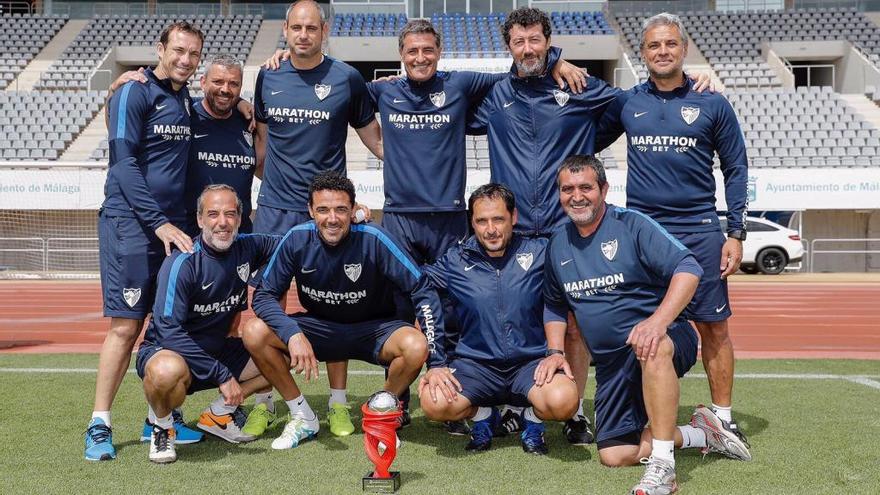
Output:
[573, 400, 585, 419]
[328, 388, 347, 408]
[147, 406, 158, 425]
[677, 425, 707, 449]
[471, 407, 492, 422]
[92, 411, 111, 427]
[255, 392, 274, 412]
[210, 395, 237, 415]
[523, 407, 542, 424]
[154, 413, 174, 430]
[712, 403, 733, 423]
[652, 439, 675, 466]
[286, 394, 316, 421]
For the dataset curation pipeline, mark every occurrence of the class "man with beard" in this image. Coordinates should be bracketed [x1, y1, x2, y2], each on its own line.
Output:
[542, 155, 751, 495]
[133, 185, 279, 463]
[87, 21, 203, 461]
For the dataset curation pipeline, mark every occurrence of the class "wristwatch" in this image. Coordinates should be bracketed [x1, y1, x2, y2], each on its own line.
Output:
[727, 229, 746, 241]
[545, 348, 565, 357]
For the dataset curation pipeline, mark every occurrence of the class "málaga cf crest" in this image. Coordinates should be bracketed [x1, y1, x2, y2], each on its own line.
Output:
[344, 263, 362, 282]
[123, 288, 141, 308]
[516, 252, 533, 271]
[237, 263, 250, 283]
[315, 83, 331, 101]
[242, 130, 253, 147]
[430, 91, 446, 107]
[681, 106, 700, 125]
[601, 239, 618, 261]
[553, 89, 570, 107]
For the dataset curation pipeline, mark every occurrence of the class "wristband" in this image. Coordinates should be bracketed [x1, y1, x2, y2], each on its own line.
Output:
[545, 348, 565, 357]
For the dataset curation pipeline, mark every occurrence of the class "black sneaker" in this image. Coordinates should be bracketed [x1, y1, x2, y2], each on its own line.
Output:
[445, 419, 470, 436]
[563, 414, 595, 445]
[493, 408, 523, 437]
[396, 409, 411, 430]
[725, 418, 750, 449]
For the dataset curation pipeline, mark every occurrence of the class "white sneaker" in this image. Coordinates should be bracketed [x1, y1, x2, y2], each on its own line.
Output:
[630, 456, 677, 495]
[196, 406, 255, 443]
[271, 416, 319, 450]
[148, 424, 177, 464]
[690, 405, 752, 461]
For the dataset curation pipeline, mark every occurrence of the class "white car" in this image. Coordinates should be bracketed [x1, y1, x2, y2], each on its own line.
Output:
[719, 216, 804, 275]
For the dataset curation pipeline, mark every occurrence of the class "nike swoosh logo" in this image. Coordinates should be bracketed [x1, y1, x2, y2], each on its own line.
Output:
[503, 102, 514, 108]
[634, 111, 648, 118]
[155, 104, 167, 110]
[715, 304, 727, 313]
[271, 90, 283, 95]
[393, 98, 406, 103]
[561, 259, 573, 266]
[194, 133, 208, 139]
[205, 414, 229, 430]
[301, 268, 317, 274]
[464, 264, 476, 271]
[202, 281, 214, 290]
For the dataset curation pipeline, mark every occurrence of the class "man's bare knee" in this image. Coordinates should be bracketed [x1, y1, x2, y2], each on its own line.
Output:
[242, 318, 272, 349]
[107, 317, 142, 341]
[598, 448, 640, 468]
[145, 354, 188, 391]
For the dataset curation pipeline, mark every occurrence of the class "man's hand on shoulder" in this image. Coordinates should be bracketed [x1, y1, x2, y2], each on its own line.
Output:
[154, 223, 194, 256]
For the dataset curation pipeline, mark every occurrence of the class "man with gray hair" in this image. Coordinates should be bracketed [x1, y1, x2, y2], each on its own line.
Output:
[133, 184, 280, 463]
[596, 12, 750, 447]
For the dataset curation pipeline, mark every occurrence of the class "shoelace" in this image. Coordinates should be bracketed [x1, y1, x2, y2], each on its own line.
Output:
[86, 423, 112, 444]
[522, 425, 543, 447]
[171, 409, 185, 425]
[637, 457, 669, 486]
[153, 427, 171, 451]
[727, 422, 751, 448]
[471, 422, 493, 444]
[232, 408, 248, 428]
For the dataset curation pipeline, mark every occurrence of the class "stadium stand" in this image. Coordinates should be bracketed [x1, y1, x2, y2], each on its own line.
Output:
[731, 86, 880, 168]
[0, 14, 68, 90]
[0, 90, 105, 160]
[34, 14, 261, 91]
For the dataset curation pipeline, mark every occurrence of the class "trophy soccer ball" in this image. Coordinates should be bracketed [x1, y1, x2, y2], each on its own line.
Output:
[366, 391, 400, 413]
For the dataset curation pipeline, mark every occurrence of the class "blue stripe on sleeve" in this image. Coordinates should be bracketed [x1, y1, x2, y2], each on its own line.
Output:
[354, 224, 421, 279]
[615, 206, 688, 251]
[115, 83, 133, 140]
[163, 251, 194, 317]
[262, 222, 314, 280]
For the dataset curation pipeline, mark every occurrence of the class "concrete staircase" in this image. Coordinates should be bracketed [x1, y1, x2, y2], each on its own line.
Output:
[61, 110, 107, 161]
[840, 93, 880, 131]
[7, 19, 88, 91]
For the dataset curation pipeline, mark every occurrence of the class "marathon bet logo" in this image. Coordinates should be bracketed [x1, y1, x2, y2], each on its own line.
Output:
[237, 262, 250, 283]
[681, 106, 700, 125]
[516, 252, 534, 271]
[430, 91, 446, 107]
[553, 89, 570, 107]
[123, 288, 141, 308]
[344, 263, 362, 282]
[314, 83, 331, 101]
[601, 239, 618, 261]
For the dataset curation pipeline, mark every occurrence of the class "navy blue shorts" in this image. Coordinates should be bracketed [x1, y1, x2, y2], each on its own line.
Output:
[381, 211, 468, 265]
[593, 322, 698, 444]
[450, 357, 543, 408]
[253, 205, 311, 235]
[98, 212, 168, 319]
[674, 230, 731, 322]
[289, 313, 411, 366]
[136, 338, 252, 394]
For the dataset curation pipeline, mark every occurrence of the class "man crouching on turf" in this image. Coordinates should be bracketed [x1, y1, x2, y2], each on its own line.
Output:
[243, 171, 445, 450]
[418, 184, 579, 454]
[542, 155, 751, 495]
[135, 185, 280, 463]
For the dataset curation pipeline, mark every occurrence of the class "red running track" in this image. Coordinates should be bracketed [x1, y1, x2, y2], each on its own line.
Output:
[0, 280, 878, 359]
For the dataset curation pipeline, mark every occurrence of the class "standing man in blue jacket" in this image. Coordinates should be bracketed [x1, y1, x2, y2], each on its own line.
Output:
[418, 184, 578, 455]
[596, 13, 750, 443]
[543, 156, 751, 495]
[86, 21, 204, 461]
[242, 171, 445, 450]
[135, 185, 279, 463]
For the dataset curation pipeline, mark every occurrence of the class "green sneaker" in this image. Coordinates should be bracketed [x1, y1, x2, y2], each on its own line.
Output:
[328, 403, 355, 437]
[241, 403, 276, 437]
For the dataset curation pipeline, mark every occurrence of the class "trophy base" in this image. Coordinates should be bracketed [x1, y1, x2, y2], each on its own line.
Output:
[362, 471, 401, 493]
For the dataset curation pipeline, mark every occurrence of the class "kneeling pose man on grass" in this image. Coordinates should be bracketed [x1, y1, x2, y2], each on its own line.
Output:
[542, 156, 751, 495]
[136, 185, 279, 463]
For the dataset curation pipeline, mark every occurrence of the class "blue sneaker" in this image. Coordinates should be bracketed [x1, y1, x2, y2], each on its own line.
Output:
[84, 418, 116, 461]
[140, 409, 204, 444]
[521, 420, 548, 455]
[465, 408, 499, 452]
